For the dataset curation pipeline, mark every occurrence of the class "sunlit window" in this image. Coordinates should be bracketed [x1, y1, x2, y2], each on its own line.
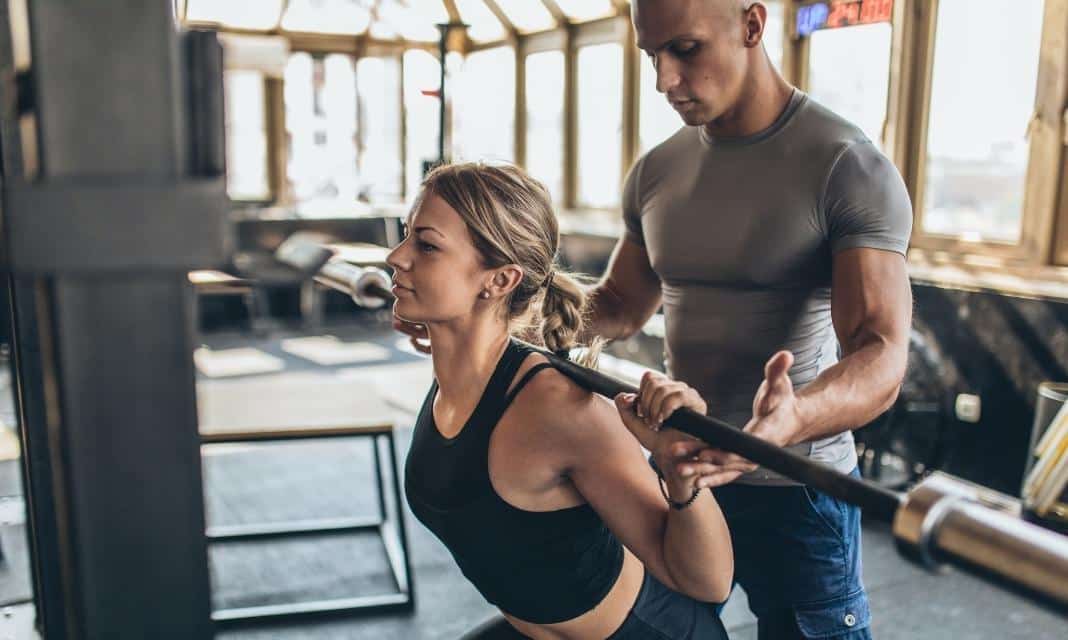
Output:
[186, 0, 284, 30]
[280, 0, 370, 34]
[405, 49, 442, 199]
[555, 0, 614, 23]
[807, 22, 892, 147]
[638, 52, 682, 155]
[577, 43, 623, 208]
[224, 70, 270, 201]
[357, 56, 403, 203]
[525, 51, 566, 202]
[455, 0, 506, 42]
[922, 0, 1044, 244]
[284, 53, 359, 211]
[496, 0, 556, 33]
[373, 0, 447, 42]
[453, 47, 516, 163]
[763, 0, 785, 71]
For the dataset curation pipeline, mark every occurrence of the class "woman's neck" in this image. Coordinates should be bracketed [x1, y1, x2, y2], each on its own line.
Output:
[428, 316, 511, 407]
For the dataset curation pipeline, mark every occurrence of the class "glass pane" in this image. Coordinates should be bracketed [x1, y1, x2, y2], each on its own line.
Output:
[525, 51, 566, 203]
[922, 0, 1044, 243]
[405, 49, 442, 199]
[186, 0, 284, 30]
[455, 0, 506, 43]
[452, 47, 516, 163]
[357, 56, 404, 202]
[555, 0, 614, 23]
[224, 70, 270, 200]
[0, 283, 32, 611]
[377, 0, 446, 42]
[285, 53, 359, 211]
[807, 22, 892, 147]
[577, 43, 623, 208]
[763, 0, 784, 71]
[496, 0, 556, 33]
[638, 51, 682, 154]
[281, 0, 371, 34]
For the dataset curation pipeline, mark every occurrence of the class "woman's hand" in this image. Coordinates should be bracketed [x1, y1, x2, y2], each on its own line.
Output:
[614, 372, 756, 492]
[392, 315, 432, 354]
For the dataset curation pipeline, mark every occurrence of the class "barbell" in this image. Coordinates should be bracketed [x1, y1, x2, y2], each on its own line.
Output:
[267, 236, 1068, 614]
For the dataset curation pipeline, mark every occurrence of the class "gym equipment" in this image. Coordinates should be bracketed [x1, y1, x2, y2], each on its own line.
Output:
[272, 237, 1068, 614]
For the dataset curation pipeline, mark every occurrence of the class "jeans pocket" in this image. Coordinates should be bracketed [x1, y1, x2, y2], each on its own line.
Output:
[802, 485, 847, 545]
[793, 589, 871, 639]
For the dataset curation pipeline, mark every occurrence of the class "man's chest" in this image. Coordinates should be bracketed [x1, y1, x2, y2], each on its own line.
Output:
[640, 183, 830, 287]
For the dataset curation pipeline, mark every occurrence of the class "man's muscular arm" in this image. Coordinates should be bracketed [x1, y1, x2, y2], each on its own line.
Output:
[786, 246, 911, 444]
[579, 236, 663, 344]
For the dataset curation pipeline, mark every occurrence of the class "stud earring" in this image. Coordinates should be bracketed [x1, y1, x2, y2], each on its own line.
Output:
[479, 290, 490, 299]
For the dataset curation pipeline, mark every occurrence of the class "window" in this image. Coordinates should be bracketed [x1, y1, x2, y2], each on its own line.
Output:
[807, 22, 893, 147]
[577, 43, 623, 208]
[224, 70, 270, 201]
[920, 0, 1045, 244]
[356, 56, 403, 203]
[638, 52, 682, 155]
[763, 0, 785, 72]
[284, 53, 359, 211]
[404, 50, 442, 200]
[524, 51, 566, 202]
[452, 47, 516, 163]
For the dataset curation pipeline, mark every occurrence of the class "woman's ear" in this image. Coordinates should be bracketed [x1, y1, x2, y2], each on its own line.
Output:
[486, 264, 524, 298]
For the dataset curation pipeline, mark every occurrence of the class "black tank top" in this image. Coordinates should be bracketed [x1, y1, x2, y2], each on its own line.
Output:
[404, 339, 625, 624]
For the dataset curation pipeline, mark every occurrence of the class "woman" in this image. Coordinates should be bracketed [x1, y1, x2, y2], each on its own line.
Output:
[388, 162, 746, 639]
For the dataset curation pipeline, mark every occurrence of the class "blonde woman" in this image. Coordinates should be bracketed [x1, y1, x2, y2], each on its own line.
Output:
[389, 163, 742, 639]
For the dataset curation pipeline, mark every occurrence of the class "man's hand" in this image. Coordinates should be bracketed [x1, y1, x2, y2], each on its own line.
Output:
[392, 315, 431, 355]
[694, 350, 803, 483]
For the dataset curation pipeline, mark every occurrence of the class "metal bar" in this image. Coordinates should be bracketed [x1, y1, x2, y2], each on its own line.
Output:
[387, 432, 415, 600]
[207, 517, 382, 542]
[373, 434, 387, 521]
[545, 351, 905, 523]
[212, 593, 412, 624]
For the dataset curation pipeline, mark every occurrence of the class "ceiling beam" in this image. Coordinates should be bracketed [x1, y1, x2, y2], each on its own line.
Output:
[540, 0, 568, 28]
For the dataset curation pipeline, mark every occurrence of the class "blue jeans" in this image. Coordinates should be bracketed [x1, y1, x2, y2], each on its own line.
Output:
[712, 468, 873, 639]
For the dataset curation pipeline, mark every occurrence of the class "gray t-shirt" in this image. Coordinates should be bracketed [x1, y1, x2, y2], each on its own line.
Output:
[623, 91, 912, 485]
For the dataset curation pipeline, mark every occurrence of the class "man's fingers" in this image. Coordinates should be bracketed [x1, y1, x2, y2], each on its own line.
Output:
[674, 460, 756, 478]
[409, 336, 432, 355]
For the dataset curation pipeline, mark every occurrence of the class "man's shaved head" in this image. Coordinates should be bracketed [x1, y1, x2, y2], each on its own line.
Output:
[632, 0, 771, 128]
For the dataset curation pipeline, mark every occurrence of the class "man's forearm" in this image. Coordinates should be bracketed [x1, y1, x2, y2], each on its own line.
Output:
[790, 337, 907, 445]
[578, 283, 637, 344]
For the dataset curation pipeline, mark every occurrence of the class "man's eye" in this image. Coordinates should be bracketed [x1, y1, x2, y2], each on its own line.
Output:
[671, 43, 698, 57]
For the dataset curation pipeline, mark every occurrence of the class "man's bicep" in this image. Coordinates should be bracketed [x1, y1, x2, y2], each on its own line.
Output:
[831, 248, 912, 355]
[600, 237, 662, 333]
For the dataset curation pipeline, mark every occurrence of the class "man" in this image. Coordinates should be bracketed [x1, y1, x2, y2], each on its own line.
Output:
[396, 1, 912, 637]
[599, 1, 912, 638]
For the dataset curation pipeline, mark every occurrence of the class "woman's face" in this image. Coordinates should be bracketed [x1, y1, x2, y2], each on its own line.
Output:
[386, 192, 496, 326]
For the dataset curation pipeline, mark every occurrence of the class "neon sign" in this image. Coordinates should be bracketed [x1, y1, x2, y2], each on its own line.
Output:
[797, 0, 894, 37]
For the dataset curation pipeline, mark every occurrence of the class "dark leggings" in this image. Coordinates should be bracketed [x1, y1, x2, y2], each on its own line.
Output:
[459, 572, 728, 640]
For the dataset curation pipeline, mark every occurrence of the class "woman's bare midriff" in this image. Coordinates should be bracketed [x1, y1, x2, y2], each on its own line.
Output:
[502, 549, 645, 640]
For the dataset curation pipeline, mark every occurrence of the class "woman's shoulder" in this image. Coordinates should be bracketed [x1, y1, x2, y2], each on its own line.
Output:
[506, 353, 621, 440]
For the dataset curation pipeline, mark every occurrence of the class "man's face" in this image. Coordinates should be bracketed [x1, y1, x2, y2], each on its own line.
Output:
[633, 0, 753, 127]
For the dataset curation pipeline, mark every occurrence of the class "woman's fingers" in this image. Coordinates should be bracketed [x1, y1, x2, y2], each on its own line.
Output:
[614, 393, 658, 451]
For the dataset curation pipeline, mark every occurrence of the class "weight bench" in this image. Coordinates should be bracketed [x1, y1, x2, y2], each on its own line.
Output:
[197, 376, 415, 623]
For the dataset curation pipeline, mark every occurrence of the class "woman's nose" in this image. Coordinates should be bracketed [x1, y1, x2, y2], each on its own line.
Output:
[386, 239, 409, 271]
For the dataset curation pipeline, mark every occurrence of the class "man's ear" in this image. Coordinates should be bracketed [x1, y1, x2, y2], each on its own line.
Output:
[743, 2, 767, 48]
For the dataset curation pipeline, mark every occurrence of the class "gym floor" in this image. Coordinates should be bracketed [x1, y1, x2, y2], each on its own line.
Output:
[0, 321, 1062, 638]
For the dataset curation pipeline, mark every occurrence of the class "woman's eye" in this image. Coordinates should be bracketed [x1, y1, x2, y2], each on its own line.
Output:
[417, 240, 437, 253]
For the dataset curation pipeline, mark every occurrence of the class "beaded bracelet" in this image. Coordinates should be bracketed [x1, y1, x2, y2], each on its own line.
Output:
[656, 466, 702, 510]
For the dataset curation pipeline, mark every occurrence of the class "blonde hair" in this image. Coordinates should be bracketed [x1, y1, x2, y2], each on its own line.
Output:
[420, 162, 601, 366]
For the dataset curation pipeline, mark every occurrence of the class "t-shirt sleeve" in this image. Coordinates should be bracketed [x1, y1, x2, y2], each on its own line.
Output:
[621, 156, 646, 246]
[823, 141, 913, 256]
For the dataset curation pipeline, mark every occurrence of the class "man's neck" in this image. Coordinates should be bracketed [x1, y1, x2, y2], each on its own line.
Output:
[702, 60, 795, 140]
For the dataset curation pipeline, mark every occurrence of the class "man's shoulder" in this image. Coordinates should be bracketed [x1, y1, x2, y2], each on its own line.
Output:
[791, 95, 871, 148]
